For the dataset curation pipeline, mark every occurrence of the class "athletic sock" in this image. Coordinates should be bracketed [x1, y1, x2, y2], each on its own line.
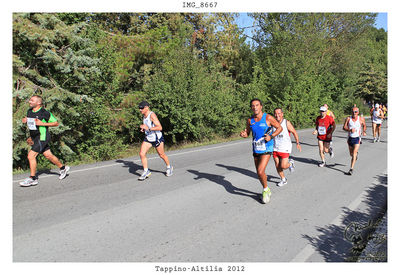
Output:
[263, 187, 270, 192]
[30, 175, 37, 180]
[144, 168, 149, 172]
[60, 166, 65, 170]
[167, 165, 171, 169]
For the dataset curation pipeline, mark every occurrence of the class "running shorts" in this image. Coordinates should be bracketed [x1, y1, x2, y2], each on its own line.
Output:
[144, 135, 165, 148]
[253, 151, 272, 158]
[347, 136, 362, 147]
[317, 137, 332, 143]
[31, 136, 51, 154]
[273, 151, 290, 159]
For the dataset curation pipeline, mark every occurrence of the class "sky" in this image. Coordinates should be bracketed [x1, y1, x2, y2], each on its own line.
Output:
[236, 13, 388, 45]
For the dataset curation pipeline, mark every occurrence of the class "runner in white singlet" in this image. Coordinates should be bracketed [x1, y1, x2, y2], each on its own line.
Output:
[138, 101, 173, 180]
[371, 103, 384, 142]
[343, 107, 367, 175]
[272, 108, 301, 187]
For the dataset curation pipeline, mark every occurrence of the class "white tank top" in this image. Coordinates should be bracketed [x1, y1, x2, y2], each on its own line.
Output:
[372, 109, 382, 124]
[348, 116, 361, 138]
[143, 111, 162, 142]
[273, 119, 292, 153]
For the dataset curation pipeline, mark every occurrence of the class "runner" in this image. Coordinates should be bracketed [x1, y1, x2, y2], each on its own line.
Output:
[370, 103, 384, 142]
[382, 104, 387, 121]
[313, 106, 336, 167]
[240, 99, 282, 203]
[272, 108, 301, 187]
[138, 101, 173, 180]
[323, 103, 335, 154]
[343, 107, 367, 175]
[324, 104, 336, 120]
[19, 95, 70, 187]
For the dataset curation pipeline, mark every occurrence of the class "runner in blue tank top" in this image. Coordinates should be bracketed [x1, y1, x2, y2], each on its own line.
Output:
[240, 99, 282, 204]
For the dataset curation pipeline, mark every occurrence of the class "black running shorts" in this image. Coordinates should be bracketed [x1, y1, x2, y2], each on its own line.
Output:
[31, 136, 51, 154]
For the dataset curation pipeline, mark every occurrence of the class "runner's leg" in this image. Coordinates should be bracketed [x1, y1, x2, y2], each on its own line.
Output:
[254, 154, 271, 189]
[27, 150, 39, 177]
[351, 144, 360, 169]
[42, 149, 63, 168]
[155, 142, 170, 166]
[273, 156, 285, 179]
[372, 123, 377, 140]
[318, 140, 325, 162]
[139, 141, 153, 170]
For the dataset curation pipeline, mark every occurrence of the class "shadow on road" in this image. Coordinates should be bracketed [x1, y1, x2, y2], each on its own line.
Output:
[301, 173, 387, 262]
[215, 163, 280, 183]
[37, 169, 60, 177]
[115, 159, 163, 176]
[290, 156, 320, 166]
[325, 163, 347, 174]
[187, 169, 262, 203]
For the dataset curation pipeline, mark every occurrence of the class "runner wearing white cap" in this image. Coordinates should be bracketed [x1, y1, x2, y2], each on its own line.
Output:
[371, 103, 384, 142]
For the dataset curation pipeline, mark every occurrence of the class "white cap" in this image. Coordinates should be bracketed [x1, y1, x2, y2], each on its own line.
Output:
[320, 106, 327, 112]
[375, 103, 379, 108]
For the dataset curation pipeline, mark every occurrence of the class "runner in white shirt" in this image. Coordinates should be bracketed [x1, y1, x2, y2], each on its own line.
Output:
[343, 107, 367, 175]
[272, 108, 301, 186]
[370, 103, 384, 142]
[138, 101, 173, 180]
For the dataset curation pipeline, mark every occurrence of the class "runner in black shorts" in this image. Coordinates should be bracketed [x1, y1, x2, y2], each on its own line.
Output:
[343, 107, 367, 175]
[19, 95, 70, 187]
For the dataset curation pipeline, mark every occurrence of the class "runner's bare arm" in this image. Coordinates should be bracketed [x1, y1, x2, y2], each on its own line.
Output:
[287, 120, 301, 152]
[240, 119, 251, 138]
[265, 114, 282, 142]
[149, 112, 163, 131]
[34, 119, 59, 127]
[343, 117, 350, 132]
[361, 117, 367, 135]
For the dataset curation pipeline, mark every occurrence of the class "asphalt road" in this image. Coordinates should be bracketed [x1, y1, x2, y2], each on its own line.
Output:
[13, 119, 387, 262]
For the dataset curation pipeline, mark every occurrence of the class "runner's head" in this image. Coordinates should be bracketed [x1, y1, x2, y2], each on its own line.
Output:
[274, 108, 284, 123]
[138, 101, 150, 114]
[319, 106, 327, 117]
[375, 103, 379, 110]
[250, 98, 263, 115]
[29, 95, 43, 108]
[352, 107, 359, 118]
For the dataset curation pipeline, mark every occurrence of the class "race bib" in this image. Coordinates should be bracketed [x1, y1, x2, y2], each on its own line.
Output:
[318, 126, 326, 135]
[253, 137, 266, 151]
[27, 118, 37, 130]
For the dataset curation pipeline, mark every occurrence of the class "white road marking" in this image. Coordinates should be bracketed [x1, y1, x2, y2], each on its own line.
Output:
[13, 140, 249, 183]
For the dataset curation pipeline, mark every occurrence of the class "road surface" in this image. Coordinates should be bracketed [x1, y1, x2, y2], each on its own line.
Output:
[13, 120, 387, 262]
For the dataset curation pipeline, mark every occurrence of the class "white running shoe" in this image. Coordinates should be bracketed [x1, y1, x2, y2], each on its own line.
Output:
[138, 170, 151, 181]
[166, 166, 173, 177]
[277, 178, 288, 187]
[329, 147, 334, 158]
[318, 161, 326, 167]
[59, 166, 70, 180]
[289, 159, 295, 173]
[19, 177, 38, 187]
[262, 188, 272, 204]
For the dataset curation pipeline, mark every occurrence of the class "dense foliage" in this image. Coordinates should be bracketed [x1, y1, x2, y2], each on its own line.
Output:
[12, 13, 387, 170]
